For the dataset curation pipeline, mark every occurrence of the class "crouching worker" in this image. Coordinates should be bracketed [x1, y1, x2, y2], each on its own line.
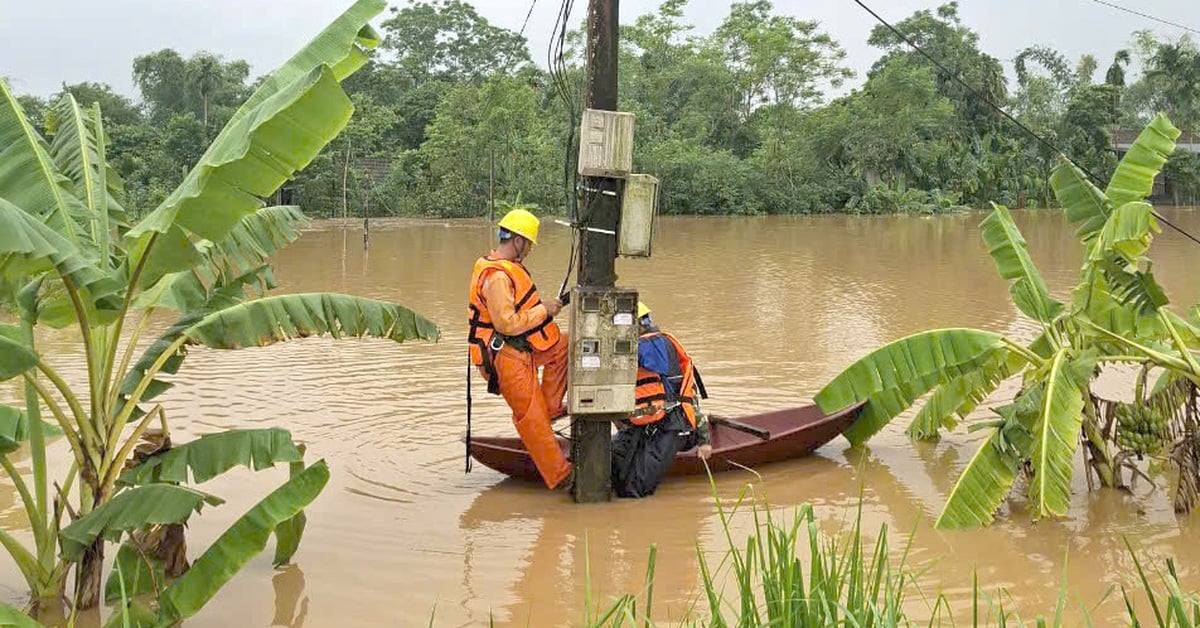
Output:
[611, 302, 711, 498]
[467, 208, 572, 490]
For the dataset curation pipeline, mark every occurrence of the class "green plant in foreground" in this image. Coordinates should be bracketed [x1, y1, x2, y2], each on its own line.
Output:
[0, 0, 439, 623]
[815, 114, 1200, 528]
[578, 478, 1200, 627]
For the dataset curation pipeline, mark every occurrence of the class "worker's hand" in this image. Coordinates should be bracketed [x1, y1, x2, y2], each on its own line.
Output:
[697, 444, 713, 460]
[544, 297, 564, 317]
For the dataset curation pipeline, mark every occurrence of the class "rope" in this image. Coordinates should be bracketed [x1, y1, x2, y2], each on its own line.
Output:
[848, 0, 1200, 248]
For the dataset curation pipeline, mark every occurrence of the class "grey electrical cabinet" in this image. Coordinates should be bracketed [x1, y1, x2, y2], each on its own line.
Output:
[619, 174, 658, 257]
[577, 108, 635, 178]
[567, 286, 639, 415]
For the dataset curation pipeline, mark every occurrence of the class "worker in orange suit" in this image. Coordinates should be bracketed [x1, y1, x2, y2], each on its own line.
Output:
[467, 208, 572, 490]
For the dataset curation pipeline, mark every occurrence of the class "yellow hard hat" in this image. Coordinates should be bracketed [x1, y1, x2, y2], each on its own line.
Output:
[497, 208, 540, 244]
[637, 301, 651, 319]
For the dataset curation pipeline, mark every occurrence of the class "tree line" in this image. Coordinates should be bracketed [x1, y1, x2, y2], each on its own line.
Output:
[15, 0, 1200, 217]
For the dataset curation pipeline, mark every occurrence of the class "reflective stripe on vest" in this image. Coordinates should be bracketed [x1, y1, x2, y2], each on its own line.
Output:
[630, 331, 697, 428]
[467, 255, 561, 369]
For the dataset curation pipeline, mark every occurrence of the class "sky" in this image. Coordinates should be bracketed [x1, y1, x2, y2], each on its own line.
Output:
[0, 0, 1195, 100]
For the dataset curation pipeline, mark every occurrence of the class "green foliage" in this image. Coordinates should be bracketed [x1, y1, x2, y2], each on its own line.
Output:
[818, 115, 1200, 528]
[155, 461, 330, 625]
[0, 0, 443, 620]
[14, 3, 1200, 218]
[589, 482, 1200, 626]
[117, 429, 304, 486]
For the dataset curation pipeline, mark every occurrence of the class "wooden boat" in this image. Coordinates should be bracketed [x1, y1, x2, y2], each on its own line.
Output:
[466, 402, 865, 483]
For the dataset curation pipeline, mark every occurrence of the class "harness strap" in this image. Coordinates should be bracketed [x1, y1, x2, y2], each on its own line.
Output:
[635, 393, 696, 404]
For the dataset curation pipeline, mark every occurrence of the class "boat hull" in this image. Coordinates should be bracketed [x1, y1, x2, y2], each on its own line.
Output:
[466, 402, 863, 483]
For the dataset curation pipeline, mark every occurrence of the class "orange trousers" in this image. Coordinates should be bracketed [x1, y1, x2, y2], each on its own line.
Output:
[491, 334, 572, 489]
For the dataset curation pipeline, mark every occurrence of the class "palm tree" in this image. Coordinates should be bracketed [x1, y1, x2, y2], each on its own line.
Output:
[1106, 49, 1131, 87]
[187, 53, 222, 133]
[1144, 39, 1200, 130]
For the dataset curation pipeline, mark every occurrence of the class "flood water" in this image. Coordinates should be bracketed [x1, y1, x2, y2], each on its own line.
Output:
[3, 209, 1200, 625]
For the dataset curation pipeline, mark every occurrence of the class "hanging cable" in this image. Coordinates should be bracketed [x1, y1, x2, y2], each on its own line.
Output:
[518, 0, 538, 37]
[848, 0, 1200, 248]
[1087, 0, 1200, 36]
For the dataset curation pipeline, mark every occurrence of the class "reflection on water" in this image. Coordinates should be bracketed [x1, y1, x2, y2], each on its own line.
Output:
[3, 210, 1200, 625]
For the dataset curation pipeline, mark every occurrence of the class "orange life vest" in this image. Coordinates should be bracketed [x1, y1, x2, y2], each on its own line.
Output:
[631, 331, 697, 428]
[467, 255, 561, 391]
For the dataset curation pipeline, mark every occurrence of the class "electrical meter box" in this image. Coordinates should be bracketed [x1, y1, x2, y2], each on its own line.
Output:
[567, 286, 639, 415]
[619, 174, 658, 257]
[578, 108, 635, 178]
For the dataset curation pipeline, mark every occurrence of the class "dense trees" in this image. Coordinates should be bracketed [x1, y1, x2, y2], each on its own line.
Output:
[12, 0, 1200, 217]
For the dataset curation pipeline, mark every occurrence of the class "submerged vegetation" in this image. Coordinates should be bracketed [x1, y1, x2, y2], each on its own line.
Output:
[11, 1, 1200, 217]
[579, 479, 1200, 627]
[0, 0, 437, 623]
[815, 114, 1200, 528]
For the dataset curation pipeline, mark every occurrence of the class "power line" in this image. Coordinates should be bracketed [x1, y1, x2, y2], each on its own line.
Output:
[519, 0, 538, 37]
[848, 0, 1200, 249]
[1088, 0, 1200, 36]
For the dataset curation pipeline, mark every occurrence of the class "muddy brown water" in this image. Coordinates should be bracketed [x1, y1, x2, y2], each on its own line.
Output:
[3, 210, 1200, 626]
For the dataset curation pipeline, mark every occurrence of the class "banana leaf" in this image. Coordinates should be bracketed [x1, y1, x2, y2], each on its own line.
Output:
[1098, 255, 1169, 317]
[1090, 202, 1159, 263]
[907, 349, 1016, 441]
[137, 205, 307, 312]
[0, 79, 92, 250]
[815, 328, 1008, 445]
[59, 485, 223, 561]
[0, 406, 25, 455]
[0, 603, 40, 628]
[1050, 161, 1109, 242]
[226, 0, 382, 129]
[0, 327, 39, 382]
[155, 460, 330, 624]
[0, 405, 63, 454]
[129, 0, 385, 247]
[182, 293, 440, 349]
[103, 541, 164, 604]
[103, 599, 158, 628]
[273, 454, 308, 567]
[1028, 351, 1094, 520]
[1106, 114, 1180, 209]
[935, 428, 1020, 528]
[118, 428, 304, 486]
[980, 203, 1064, 324]
[46, 95, 127, 247]
[0, 197, 121, 317]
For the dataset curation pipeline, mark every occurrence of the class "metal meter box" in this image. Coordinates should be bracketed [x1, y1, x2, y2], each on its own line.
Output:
[619, 174, 658, 257]
[577, 108, 635, 178]
[567, 286, 639, 415]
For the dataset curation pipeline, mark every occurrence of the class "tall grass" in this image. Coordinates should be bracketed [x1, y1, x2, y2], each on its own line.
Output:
[577, 476, 1200, 627]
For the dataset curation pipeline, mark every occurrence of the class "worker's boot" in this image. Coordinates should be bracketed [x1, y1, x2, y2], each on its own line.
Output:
[554, 466, 576, 492]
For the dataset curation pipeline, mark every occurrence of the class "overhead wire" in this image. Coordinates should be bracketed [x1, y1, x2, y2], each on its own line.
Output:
[518, 0, 538, 37]
[547, 0, 585, 297]
[848, 0, 1200, 248]
[1087, 0, 1200, 36]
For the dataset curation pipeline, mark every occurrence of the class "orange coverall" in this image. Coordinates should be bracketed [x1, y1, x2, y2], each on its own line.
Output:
[480, 273, 572, 489]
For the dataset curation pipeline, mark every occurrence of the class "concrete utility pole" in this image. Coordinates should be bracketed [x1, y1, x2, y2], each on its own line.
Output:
[571, 0, 621, 504]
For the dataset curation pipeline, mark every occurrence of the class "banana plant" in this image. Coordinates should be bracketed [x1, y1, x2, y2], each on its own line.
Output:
[817, 114, 1200, 529]
[0, 0, 440, 620]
